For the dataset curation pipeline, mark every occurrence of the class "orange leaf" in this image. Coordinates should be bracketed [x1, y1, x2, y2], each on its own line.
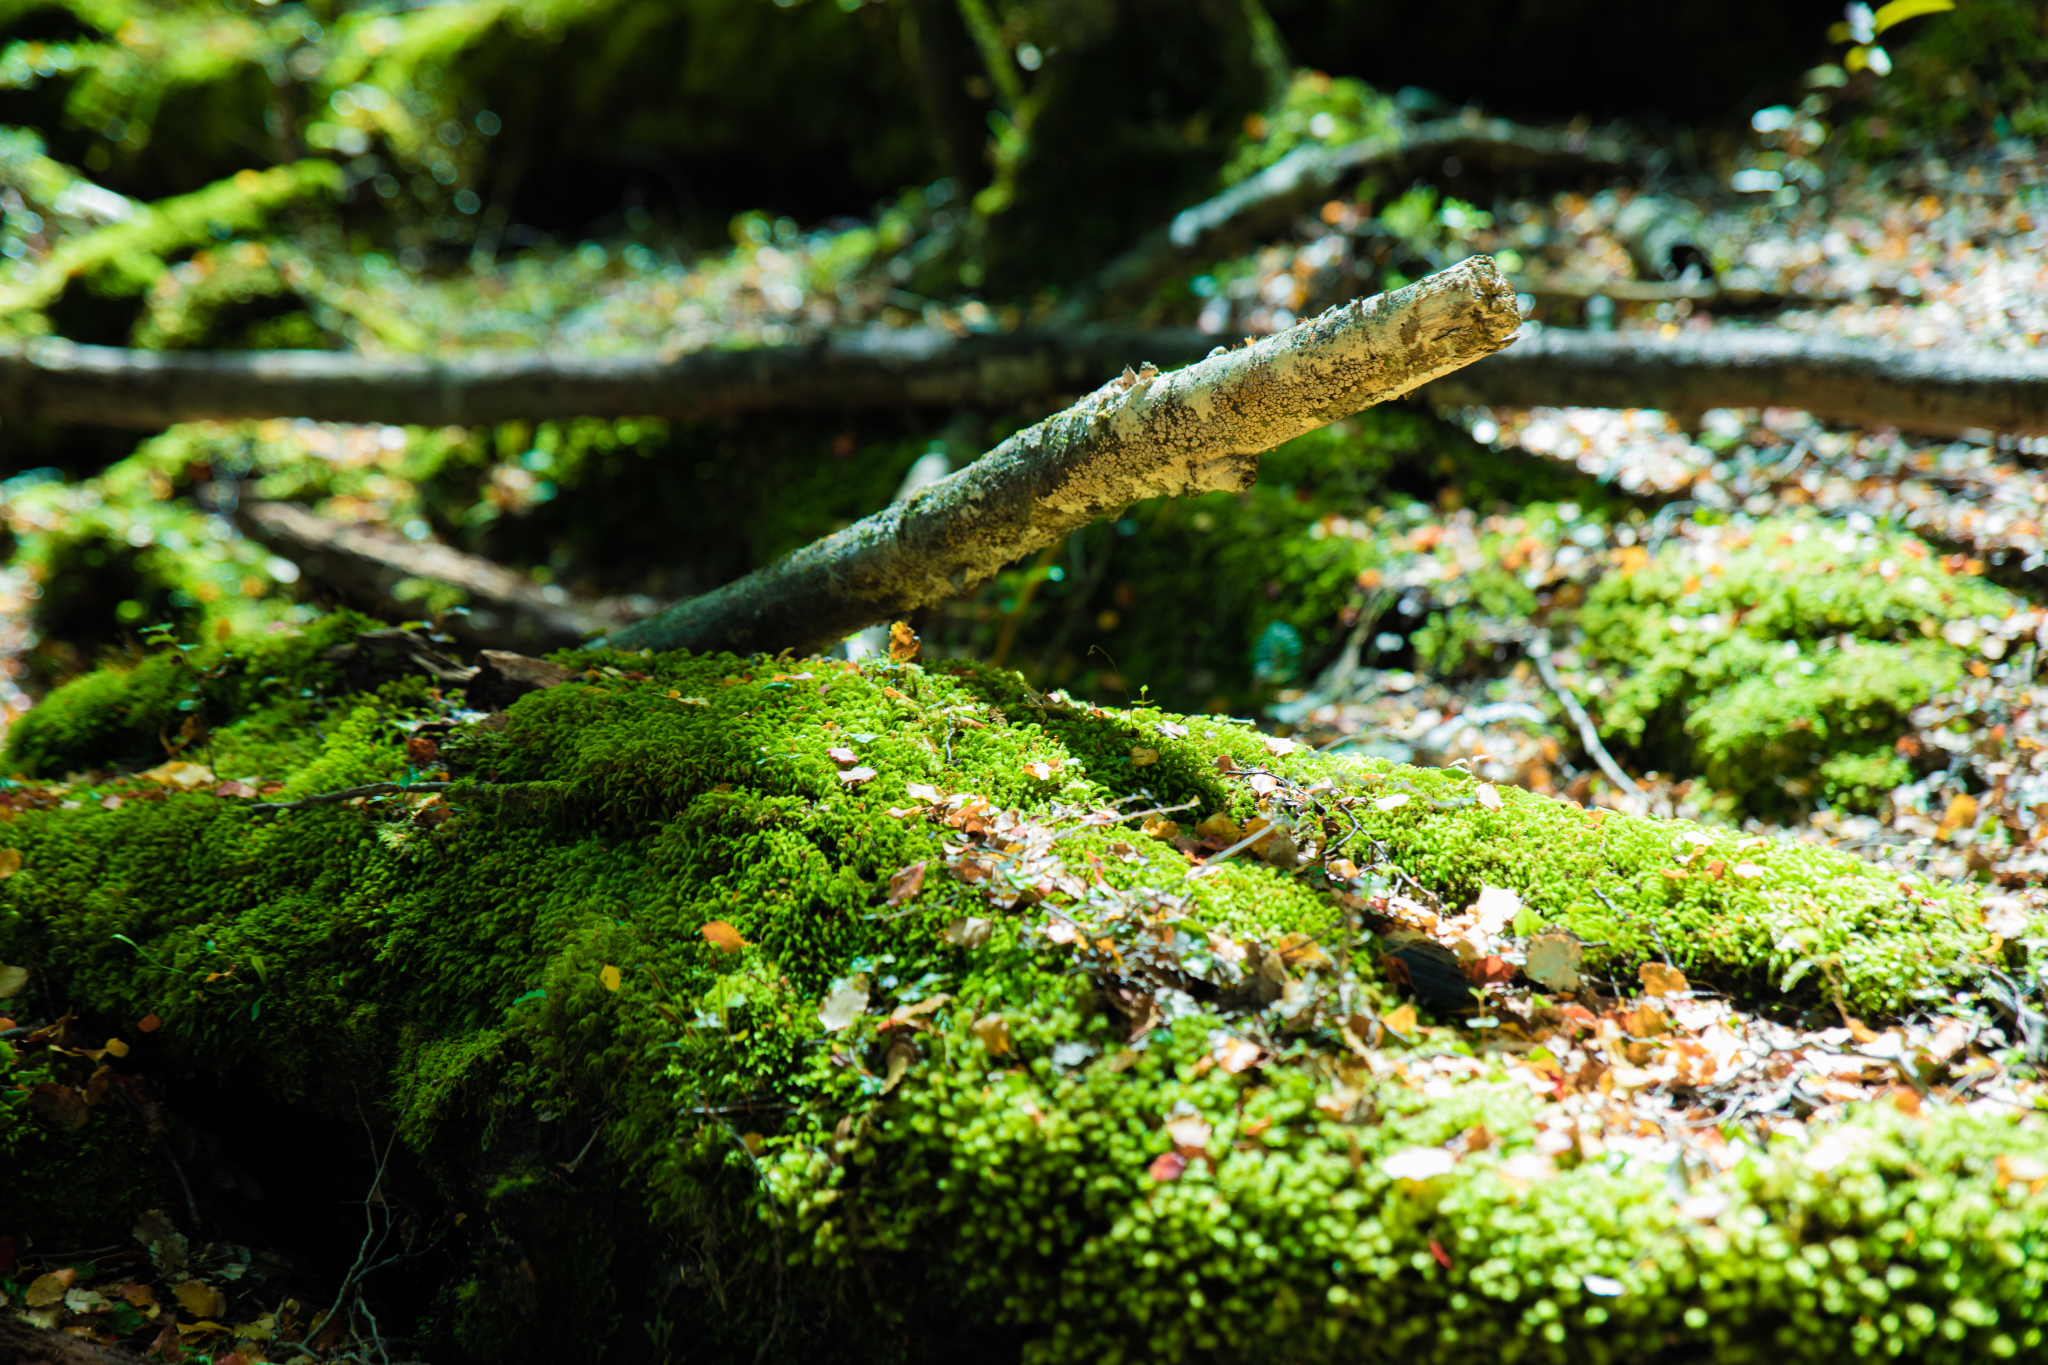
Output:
[701, 921, 749, 953]
[137, 1013, 162, 1033]
[1935, 792, 1978, 840]
[1639, 962, 1689, 997]
[888, 621, 921, 662]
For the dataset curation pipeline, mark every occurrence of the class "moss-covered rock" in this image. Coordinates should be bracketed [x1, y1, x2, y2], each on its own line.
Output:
[2, 620, 2041, 1362]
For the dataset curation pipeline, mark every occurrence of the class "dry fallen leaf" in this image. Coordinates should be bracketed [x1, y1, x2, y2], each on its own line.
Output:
[886, 861, 927, 907]
[1374, 793, 1410, 811]
[1381, 1147, 1457, 1181]
[173, 1279, 227, 1318]
[1164, 1114, 1212, 1153]
[1639, 962, 1690, 997]
[1158, 721, 1189, 739]
[943, 917, 993, 948]
[969, 1013, 1010, 1054]
[819, 982, 868, 1032]
[1935, 792, 1978, 840]
[1148, 1151, 1187, 1182]
[104, 1037, 130, 1058]
[1474, 782, 1502, 811]
[888, 621, 920, 662]
[1473, 885, 1521, 935]
[0, 963, 27, 997]
[701, 921, 749, 953]
[599, 965, 622, 992]
[826, 746, 859, 765]
[838, 766, 878, 786]
[1212, 1037, 1263, 1074]
[137, 1013, 162, 1033]
[1129, 747, 1160, 766]
[880, 1040, 916, 1093]
[25, 1269, 75, 1308]
[1381, 1003, 1418, 1037]
[905, 782, 942, 802]
[0, 848, 20, 879]
[1523, 930, 1584, 991]
[142, 761, 215, 790]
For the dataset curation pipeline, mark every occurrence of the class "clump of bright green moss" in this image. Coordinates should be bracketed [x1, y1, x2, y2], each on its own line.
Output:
[0, 624, 2038, 1362]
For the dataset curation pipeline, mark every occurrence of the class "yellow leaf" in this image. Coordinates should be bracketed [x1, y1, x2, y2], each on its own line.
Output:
[969, 1013, 1010, 1054]
[599, 965, 622, 992]
[888, 621, 920, 662]
[1382, 1003, 1418, 1038]
[104, 1037, 130, 1057]
[26, 1270, 75, 1308]
[141, 760, 216, 790]
[174, 1279, 227, 1318]
[1639, 962, 1690, 997]
[0, 847, 18, 878]
[1935, 792, 1978, 841]
[0, 963, 27, 996]
[701, 921, 749, 953]
[1872, 0, 1953, 34]
[1129, 747, 1159, 766]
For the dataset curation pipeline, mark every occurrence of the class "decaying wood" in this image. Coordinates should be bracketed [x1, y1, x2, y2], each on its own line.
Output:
[1425, 328, 2048, 438]
[237, 501, 655, 652]
[6, 318, 2041, 442]
[0, 326, 1203, 430]
[1058, 115, 1644, 320]
[0, 1315, 148, 1365]
[603, 257, 1522, 655]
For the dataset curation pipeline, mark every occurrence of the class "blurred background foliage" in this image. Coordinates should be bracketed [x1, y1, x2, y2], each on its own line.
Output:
[0, 0, 2042, 821]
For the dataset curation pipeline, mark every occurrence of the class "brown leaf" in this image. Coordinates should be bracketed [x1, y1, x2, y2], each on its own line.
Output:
[137, 1013, 162, 1033]
[888, 621, 921, 662]
[1469, 955, 1515, 986]
[1638, 962, 1689, 997]
[1147, 1151, 1187, 1182]
[701, 921, 749, 953]
[886, 861, 927, 907]
[826, 746, 858, 765]
[879, 1040, 916, 1093]
[0, 847, 20, 879]
[404, 735, 441, 767]
[29, 1082, 88, 1128]
[213, 780, 257, 799]
[26, 1268, 76, 1307]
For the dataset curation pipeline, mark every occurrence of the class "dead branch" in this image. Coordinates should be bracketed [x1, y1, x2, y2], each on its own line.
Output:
[1059, 115, 1645, 320]
[237, 501, 657, 652]
[1425, 327, 2048, 438]
[603, 257, 1522, 655]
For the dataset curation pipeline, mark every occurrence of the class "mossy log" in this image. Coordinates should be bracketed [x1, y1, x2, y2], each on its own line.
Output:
[2, 616, 2043, 1364]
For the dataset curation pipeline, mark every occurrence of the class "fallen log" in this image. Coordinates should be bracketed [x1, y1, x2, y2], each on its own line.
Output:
[602, 256, 1523, 655]
[0, 325, 1202, 430]
[236, 500, 657, 652]
[4, 318, 2041, 441]
[1421, 327, 2048, 438]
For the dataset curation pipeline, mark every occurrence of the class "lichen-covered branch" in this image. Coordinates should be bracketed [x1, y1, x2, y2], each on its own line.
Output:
[603, 257, 1523, 655]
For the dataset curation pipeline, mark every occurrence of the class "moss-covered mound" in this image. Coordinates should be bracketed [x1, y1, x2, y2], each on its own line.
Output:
[2, 623, 2043, 1363]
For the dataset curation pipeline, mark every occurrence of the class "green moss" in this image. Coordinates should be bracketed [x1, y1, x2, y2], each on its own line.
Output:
[0, 626, 2034, 1361]
[1579, 520, 2015, 815]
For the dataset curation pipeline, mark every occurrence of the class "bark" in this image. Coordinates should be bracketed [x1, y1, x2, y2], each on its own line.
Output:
[0, 1316, 146, 1365]
[602, 256, 1521, 655]
[1422, 328, 2048, 438]
[1056, 115, 1645, 320]
[0, 326, 1211, 430]
[10, 317, 2037, 443]
[236, 500, 656, 653]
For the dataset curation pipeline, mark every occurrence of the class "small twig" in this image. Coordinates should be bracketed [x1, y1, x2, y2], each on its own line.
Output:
[251, 782, 454, 815]
[1527, 646, 1649, 815]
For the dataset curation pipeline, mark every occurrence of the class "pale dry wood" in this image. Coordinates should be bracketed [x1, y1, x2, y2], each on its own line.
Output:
[604, 257, 1522, 655]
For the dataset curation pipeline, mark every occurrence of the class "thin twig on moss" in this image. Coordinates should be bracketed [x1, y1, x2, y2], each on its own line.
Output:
[248, 781, 454, 814]
[1528, 646, 1650, 815]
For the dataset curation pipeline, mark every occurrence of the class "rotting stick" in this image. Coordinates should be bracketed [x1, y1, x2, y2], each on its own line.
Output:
[604, 256, 1523, 656]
